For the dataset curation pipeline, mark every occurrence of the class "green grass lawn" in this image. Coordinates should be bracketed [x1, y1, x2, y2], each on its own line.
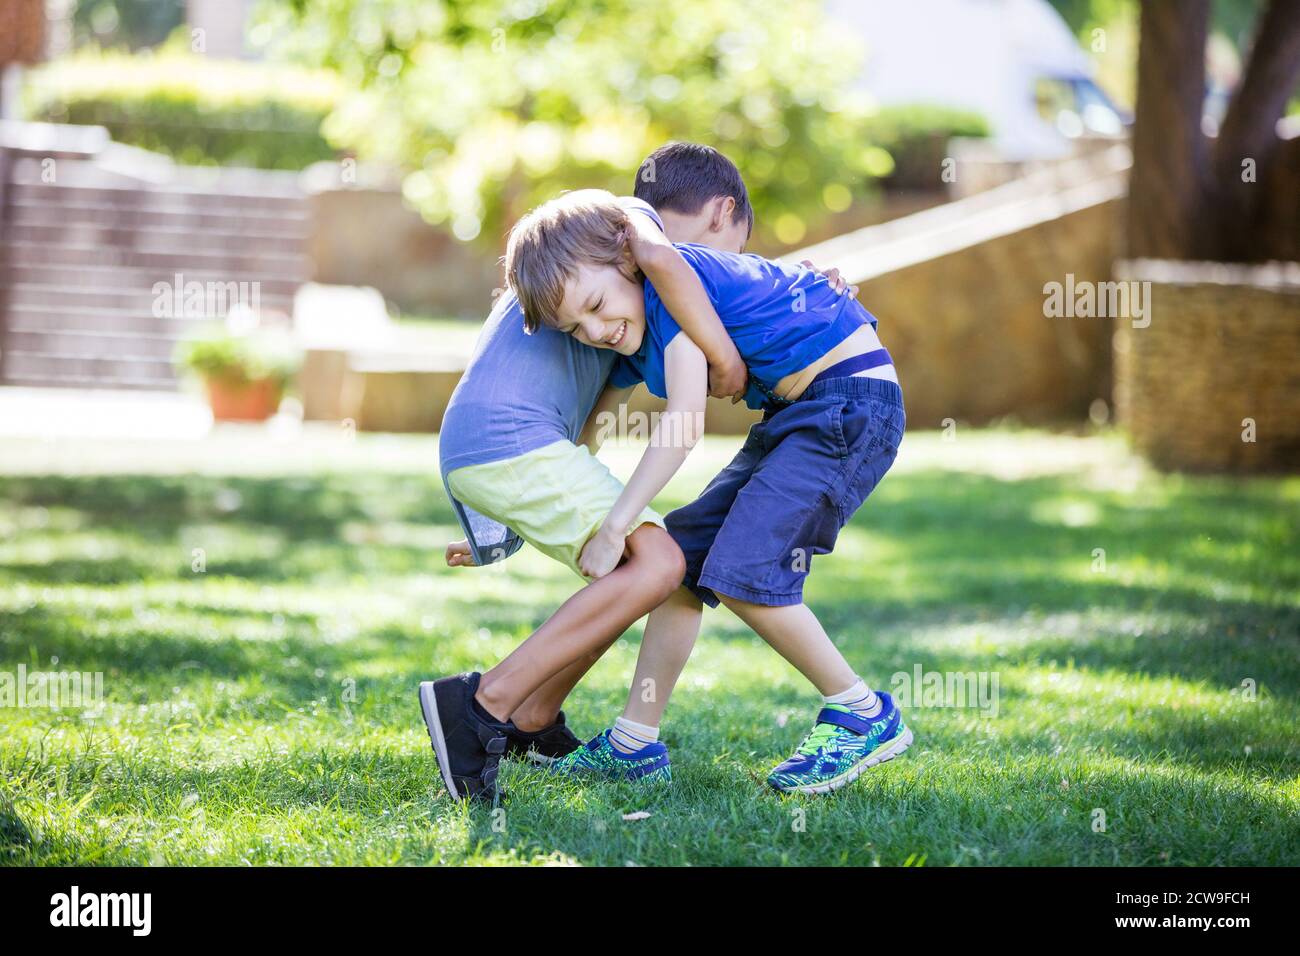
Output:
[0, 428, 1296, 866]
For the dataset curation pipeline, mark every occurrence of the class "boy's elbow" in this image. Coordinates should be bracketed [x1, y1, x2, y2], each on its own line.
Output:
[638, 240, 679, 277]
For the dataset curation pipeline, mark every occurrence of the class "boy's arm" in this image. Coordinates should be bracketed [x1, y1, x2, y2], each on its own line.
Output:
[579, 382, 634, 454]
[577, 335, 707, 579]
[625, 212, 747, 401]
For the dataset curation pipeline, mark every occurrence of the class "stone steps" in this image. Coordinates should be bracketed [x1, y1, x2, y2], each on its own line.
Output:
[5, 284, 296, 313]
[6, 197, 310, 232]
[8, 240, 311, 275]
[5, 327, 180, 361]
[5, 262, 304, 293]
[1, 159, 312, 390]
[0, 351, 178, 389]
[8, 221, 310, 254]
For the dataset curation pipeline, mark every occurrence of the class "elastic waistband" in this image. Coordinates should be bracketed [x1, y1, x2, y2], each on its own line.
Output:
[800, 374, 904, 405]
[811, 348, 893, 386]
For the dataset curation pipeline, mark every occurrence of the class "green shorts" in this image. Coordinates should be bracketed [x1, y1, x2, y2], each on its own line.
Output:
[445, 440, 665, 579]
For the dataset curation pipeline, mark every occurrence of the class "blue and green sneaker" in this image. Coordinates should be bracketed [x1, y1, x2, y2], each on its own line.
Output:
[548, 729, 672, 784]
[767, 693, 913, 795]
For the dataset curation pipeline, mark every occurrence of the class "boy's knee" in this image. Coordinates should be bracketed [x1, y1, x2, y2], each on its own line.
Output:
[626, 524, 686, 598]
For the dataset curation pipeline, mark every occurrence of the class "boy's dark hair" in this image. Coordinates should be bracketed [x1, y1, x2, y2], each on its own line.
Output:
[633, 142, 753, 237]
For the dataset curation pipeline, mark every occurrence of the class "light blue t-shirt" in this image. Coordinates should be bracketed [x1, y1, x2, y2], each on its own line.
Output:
[612, 243, 875, 408]
[439, 197, 663, 564]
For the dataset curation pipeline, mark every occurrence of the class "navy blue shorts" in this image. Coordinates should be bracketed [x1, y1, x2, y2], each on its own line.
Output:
[665, 376, 904, 608]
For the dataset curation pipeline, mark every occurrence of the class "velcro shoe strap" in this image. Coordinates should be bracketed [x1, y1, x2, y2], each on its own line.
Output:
[477, 724, 508, 753]
[815, 707, 876, 737]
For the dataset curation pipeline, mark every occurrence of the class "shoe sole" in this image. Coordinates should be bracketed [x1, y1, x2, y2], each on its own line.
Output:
[773, 726, 914, 796]
[418, 681, 465, 800]
[525, 748, 558, 766]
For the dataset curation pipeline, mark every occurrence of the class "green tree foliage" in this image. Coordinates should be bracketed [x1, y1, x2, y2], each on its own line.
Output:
[259, 0, 977, 248]
[24, 48, 340, 170]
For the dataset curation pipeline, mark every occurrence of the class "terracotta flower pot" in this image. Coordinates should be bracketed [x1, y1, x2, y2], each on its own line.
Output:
[204, 377, 284, 422]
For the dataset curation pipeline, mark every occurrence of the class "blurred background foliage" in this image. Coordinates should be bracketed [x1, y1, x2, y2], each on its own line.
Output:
[24, 0, 995, 249]
[254, 0, 985, 249]
[21, 0, 1284, 248]
[24, 41, 339, 169]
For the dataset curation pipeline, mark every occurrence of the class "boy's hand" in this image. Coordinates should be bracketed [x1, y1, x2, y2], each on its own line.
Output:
[800, 259, 859, 299]
[578, 526, 624, 580]
[445, 539, 477, 568]
[708, 354, 749, 403]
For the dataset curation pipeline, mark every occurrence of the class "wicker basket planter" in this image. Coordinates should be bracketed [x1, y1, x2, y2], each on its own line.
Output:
[1113, 259, 1300, 472]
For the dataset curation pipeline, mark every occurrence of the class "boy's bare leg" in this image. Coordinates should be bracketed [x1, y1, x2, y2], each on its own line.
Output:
[715, 595, 858, 695]
[619, 586, 704, 726]
[508, 654, 608, 732]
[474, 523, 685, 723]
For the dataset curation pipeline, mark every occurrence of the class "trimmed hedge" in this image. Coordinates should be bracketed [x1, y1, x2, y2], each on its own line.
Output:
[865, 104, 990, 189]
[22, 50, 987, 188]
[23, 50, 341, 170]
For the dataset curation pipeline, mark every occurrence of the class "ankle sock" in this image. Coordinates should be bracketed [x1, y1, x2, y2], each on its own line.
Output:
[609, 716, 659, 754]
[824, 679, 882, 719]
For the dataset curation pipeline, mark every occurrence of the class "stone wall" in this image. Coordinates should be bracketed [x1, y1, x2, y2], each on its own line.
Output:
[792, 146, 1130, 429]
[857, 197, 1118, 428]
[1113, 259, 1300, 473]
[303, 172, 501, 318]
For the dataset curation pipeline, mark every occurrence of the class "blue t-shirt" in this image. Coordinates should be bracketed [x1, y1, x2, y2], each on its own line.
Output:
[612, 243, 876, 409]
[439, 196, 663, 564]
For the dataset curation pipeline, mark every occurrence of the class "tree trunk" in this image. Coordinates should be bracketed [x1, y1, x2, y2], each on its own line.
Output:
[1125, 0, 1210, 260]
[0, 0, 45, 68]
[1211, 0, 1300, 261]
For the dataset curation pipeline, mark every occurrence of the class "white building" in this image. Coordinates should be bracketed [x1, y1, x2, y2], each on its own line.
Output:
[827, 0, 1127, 160]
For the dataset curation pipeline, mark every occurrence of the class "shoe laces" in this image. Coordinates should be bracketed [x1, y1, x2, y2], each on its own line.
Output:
[795, 721, 840, 756]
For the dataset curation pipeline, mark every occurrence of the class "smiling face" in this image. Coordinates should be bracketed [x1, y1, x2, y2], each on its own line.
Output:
[551, 262, 647, 355]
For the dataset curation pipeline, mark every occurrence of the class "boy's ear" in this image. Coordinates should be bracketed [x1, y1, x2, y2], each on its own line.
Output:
[709, 196, 737, 233]
[620, 238, 641, 281]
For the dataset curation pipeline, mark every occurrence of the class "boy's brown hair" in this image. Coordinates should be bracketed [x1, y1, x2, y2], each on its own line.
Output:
[504, 189, 638, 333]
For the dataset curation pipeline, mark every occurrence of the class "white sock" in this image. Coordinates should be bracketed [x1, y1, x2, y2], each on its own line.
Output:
[609, 716, 659, 754]
[824, 679, 882, 718]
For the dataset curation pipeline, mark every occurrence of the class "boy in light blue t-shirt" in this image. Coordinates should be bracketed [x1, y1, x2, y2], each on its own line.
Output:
[424, 145, 755, 801]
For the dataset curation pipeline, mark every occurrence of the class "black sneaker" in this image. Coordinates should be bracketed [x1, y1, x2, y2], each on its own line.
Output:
[505, 711, 583, 765]
[417, 672, 508, 803]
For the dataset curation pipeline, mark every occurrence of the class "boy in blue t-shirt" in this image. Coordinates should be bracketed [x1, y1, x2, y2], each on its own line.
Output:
[505, 189, 912, 795]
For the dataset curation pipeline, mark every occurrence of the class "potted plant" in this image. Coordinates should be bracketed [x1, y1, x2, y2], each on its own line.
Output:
[175, 327, 301, 422]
